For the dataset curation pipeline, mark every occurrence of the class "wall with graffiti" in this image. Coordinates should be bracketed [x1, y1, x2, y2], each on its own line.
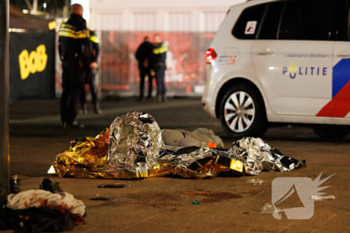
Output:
[99, 31, 214, 96]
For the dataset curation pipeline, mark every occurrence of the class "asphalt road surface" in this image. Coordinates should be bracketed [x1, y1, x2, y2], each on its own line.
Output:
[6, 97, 350, 233]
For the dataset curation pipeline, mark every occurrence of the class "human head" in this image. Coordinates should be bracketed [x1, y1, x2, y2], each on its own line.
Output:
[153, 34, 161, 43]
[144, 36, 149, 42]
[70, 4, 84, 16]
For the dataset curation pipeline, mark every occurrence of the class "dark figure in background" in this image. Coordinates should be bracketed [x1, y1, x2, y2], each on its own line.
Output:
[150, 34, 168, 102]
[135, 36, 154, 101]
[58, 4, 90, 128]
[79, 30, 102, 114]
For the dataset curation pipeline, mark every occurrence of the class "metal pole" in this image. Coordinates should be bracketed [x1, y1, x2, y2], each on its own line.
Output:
[0, 0, 10, 205]
[32, 0, 38, 11]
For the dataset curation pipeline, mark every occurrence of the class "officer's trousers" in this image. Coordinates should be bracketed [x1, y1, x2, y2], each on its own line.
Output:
[155, 66, 166, 96]
[80, 68, 98, 105]
[60, 63, 85, 124]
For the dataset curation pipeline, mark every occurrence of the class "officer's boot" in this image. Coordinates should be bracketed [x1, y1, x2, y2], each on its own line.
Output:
[78, 103, 88, 114]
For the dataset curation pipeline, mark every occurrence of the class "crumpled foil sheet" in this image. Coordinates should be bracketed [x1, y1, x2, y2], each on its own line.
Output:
[227, 137, 305, 175]
[108, 111, 164, 169]
[52, 111, 305, 179]
[53, 128, 110, 178]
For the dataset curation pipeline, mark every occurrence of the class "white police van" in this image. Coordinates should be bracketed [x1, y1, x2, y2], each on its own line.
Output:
[202, 0, 350, 138]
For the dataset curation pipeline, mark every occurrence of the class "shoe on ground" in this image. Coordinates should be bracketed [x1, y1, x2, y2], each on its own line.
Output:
[39, 178, 63, 193]
[78, 103, 88, 114]
[62, 121, 85, 129]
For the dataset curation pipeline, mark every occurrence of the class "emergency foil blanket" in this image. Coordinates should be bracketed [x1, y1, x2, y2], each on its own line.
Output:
[108, 111, 164, 169]
[51, 111, 305, 179]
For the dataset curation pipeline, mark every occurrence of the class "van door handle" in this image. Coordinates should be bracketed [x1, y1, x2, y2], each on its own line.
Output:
[257, 49, 274, 55]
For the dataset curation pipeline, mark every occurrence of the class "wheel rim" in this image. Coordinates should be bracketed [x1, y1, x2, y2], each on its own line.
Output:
[224, 91, 255, 133]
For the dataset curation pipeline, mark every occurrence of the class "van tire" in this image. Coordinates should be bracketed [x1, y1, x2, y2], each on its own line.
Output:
[312, 125, 350, 139]
[219, 84, 268, 138]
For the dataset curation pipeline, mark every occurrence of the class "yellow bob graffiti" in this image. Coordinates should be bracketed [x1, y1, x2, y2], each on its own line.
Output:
[18, 44, 48, 80]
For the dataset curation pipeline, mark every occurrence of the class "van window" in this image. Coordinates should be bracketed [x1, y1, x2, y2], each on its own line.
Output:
[279, 0, 336, 41]
[232, 4, 267, 40]
[258, 2, 284, 40]
[334, 0, 349, 41]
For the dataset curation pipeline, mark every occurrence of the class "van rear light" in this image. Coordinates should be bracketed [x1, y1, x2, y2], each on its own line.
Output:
[206, 48, 217, 64]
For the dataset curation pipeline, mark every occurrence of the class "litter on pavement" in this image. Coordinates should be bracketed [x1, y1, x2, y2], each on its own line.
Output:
[0, 178, 86, 232]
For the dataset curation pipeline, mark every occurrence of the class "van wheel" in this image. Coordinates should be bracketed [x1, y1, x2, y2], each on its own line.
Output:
[312, 126, 350, 139]
[220, 84, 268, 138]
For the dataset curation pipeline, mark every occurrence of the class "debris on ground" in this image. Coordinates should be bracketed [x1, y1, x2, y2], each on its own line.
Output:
[9, 174, 21, 194]
[0, 176, 86, 232]
[192, 200, 200, 205]
[49, 111, 306, 180]
[98, 183, 125, 188]
[247, 178, 266, 185]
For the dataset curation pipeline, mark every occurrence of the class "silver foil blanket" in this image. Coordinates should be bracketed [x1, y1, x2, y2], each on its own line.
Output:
[227, 137, 305, 176]
[52, 111, 305, 179]
[108, 111, 164, 169]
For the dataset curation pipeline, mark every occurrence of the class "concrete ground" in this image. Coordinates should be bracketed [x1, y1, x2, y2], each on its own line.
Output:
[4, 97, 350, 233]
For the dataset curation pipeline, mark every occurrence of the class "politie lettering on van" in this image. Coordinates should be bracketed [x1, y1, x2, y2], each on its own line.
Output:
[202, 0, 350, 138]
[282, 61, 328, 79]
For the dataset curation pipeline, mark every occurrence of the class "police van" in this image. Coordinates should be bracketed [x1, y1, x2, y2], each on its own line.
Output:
[202, 0, 350, 138]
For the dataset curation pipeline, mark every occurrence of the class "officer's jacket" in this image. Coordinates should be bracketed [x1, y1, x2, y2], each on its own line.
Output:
[150, 43, 167, 68]
[58, 13, 90, 67]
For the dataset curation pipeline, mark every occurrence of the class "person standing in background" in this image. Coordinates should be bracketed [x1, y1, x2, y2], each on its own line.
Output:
[135, 36, 154, 102]
[79, 30, 102, 114]
[58, 4, 90, 128]
[150, 34, 167, 102]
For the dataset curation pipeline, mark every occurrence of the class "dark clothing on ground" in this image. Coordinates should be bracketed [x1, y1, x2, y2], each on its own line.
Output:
[136, 41, 153, 98]
[150, 43, 167, 97]
[58, 13, 90, 124]
[80, 30, 100, 105]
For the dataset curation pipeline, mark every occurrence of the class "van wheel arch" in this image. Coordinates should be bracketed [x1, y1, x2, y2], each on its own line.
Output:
[215, 78, 267, 119]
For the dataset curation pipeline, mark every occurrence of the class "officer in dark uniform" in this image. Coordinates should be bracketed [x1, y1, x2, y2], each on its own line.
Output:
[135, 36, 153, 101]
[150, 34, 168, 102]
[79, 30, 102, 114]
[58, 4, 90, 128]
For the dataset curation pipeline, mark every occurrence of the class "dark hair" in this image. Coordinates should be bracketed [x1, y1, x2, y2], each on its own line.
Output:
[144, 36, 149, 41]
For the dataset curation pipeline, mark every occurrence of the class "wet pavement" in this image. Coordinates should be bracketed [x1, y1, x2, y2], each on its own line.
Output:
[5, 97, 350, 233]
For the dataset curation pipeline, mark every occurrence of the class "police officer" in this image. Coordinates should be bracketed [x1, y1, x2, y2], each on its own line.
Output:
[58, 4, 90, 128]
[150, 34, 167, 102]
[79, 30, 102, 114]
